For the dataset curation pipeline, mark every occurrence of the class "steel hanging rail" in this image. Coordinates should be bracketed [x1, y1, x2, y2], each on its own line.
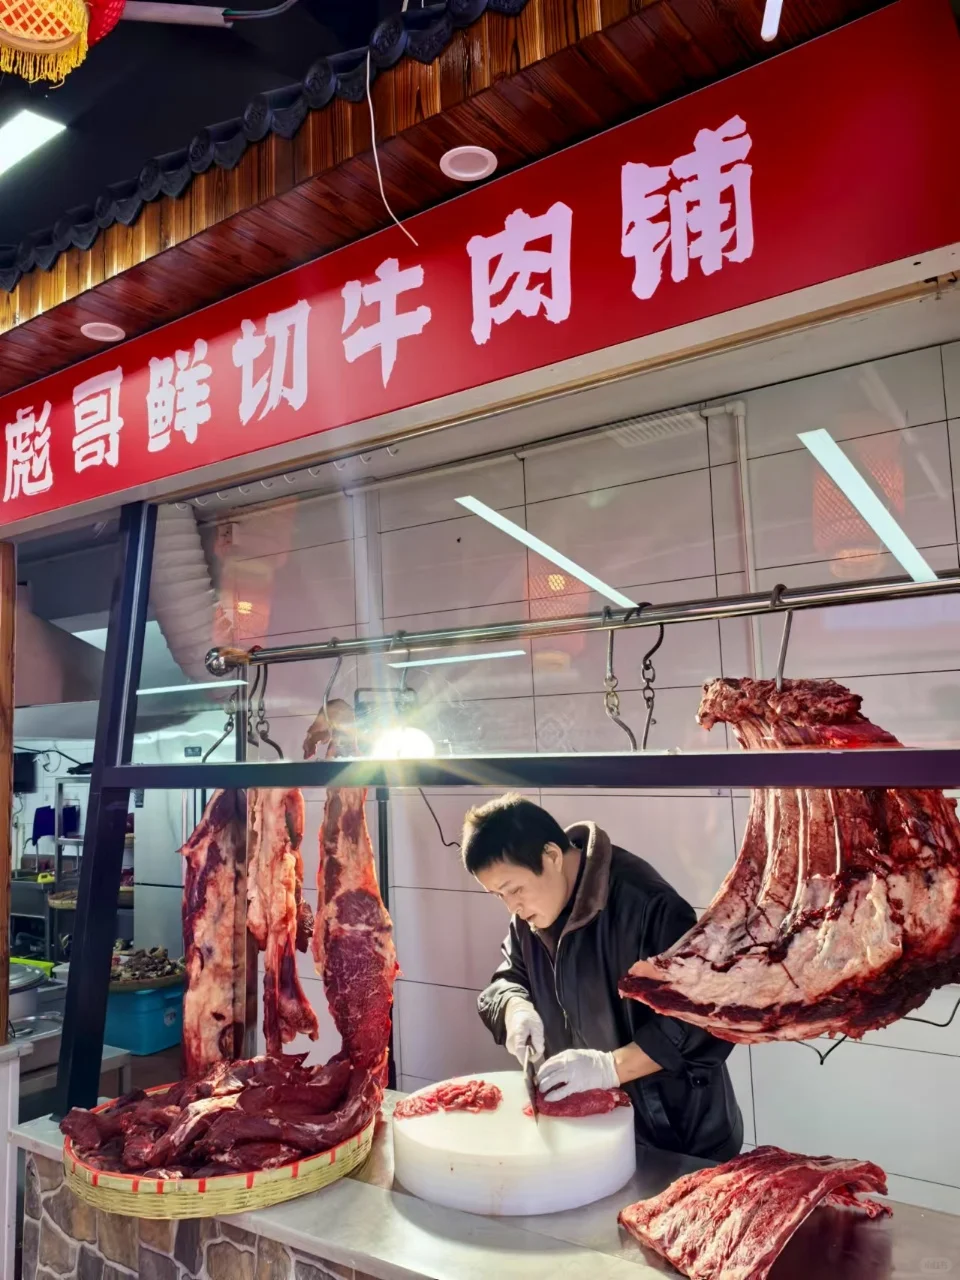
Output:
[206, 568, 960, 674]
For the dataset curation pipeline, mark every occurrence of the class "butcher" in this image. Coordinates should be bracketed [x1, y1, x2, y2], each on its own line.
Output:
[465, 793, 743, 1161]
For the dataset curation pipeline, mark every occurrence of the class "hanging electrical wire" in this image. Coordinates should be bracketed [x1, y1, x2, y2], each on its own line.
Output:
[419, 790, 460, 849]
[365, 48, 419, 247]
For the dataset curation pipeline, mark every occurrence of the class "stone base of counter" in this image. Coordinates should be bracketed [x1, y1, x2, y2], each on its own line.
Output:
[21, 1154, 379, 1280]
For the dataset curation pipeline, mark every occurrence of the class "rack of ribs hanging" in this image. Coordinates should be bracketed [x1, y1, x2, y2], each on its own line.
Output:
[619, 676, 960, 1043]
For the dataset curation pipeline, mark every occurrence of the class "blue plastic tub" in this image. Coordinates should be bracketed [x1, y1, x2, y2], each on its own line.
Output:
[104, 984, 183, 1056]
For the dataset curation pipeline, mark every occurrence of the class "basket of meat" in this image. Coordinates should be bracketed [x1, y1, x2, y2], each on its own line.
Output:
[60, 1053, 378, 1218]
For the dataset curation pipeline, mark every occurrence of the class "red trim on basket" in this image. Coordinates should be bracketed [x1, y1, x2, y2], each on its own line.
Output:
[132, 1179, 140, 1192]
[91, 1172, 99, 1187]
[291, 1162, 300, 1179]
[198, 1179, 207, 1193]
[246, 1173, 255, 1189]
[155, 1180, 163, 1193]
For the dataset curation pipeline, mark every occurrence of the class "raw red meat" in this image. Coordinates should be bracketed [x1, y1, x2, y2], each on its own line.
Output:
[394, 1079, 503, 1120]
[181, 789, 248, 1078]
[618, 1145, 890, 1280]
[247, 788, 319, 1056]
[306, 701, 399, 1087]
[620, 678, 960, 1042]
[60, 1053, 373, 1176]
[533, 1088, 631, 1118]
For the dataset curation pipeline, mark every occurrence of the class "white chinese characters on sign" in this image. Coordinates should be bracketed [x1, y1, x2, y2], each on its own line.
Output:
[466, 202, 573, 345]
[232, 299, 311, 426]
[73, 368, 124, 472]
[4, 403, 53, 502]
[621, 115, 754, 301]
[341, 258, 432, 388]
[146, 339, 213, 452]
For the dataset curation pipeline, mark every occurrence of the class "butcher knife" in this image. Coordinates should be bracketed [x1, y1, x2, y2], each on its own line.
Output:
[523, 1042, 540, 1125]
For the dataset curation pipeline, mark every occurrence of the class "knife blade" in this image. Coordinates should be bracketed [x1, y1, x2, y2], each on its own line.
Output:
[523, 1042, 539, 1125]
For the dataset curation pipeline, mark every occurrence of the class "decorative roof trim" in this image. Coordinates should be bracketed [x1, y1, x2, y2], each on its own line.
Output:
[0, 0, 532, 293]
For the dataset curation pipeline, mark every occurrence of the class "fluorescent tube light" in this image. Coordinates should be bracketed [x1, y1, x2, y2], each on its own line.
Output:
[137, 680, 246, 696]
[0, 111, 65, 178]
[798, 429, 937, 584]
[388, 650, 526, 669]
[455, 496, 638, 608]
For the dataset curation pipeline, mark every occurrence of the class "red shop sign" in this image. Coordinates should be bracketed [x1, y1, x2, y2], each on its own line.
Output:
[1, 0, 958, 527]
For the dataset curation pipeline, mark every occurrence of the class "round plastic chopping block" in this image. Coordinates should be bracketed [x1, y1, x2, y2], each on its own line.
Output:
[392, 1071, 637, 1216]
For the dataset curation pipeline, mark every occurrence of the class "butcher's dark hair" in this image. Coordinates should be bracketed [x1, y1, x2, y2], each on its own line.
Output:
[461, 794, 571, 876]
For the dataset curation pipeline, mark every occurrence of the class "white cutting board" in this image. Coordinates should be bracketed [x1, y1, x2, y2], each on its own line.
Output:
[392, 1070, 636, 1216]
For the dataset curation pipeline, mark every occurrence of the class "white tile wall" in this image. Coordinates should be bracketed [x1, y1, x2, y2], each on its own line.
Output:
[944, 343, 960, 418]
[526, 469, 716, 591]
[206, 336, 960, 1213]
[739, 347, 946, 459]
[714, 423, 956, 575]
[523, 410, 709, 503]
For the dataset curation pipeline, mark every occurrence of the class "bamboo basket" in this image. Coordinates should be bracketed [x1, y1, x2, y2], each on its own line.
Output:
[63, 1085, 376, 1219]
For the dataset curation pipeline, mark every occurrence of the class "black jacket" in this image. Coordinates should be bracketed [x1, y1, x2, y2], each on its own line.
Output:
[477, 822, 743, 1161]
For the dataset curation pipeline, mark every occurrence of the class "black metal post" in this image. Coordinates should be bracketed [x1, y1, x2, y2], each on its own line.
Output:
[376, 785, 396, 1090]
[54, 502, 157, 1115]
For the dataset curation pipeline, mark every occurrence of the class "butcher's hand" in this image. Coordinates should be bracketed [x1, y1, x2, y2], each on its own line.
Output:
[504, 998, 545, 1065]
[537, 1048, 619, 1101]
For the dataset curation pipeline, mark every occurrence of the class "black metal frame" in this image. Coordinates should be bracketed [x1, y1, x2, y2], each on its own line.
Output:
[103, 750, 960, 790]
[54, 503, 157, 1114]
[52, 498, 960, 1111]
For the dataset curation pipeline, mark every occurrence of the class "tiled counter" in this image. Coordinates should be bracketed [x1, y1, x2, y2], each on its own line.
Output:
[11, 1095, 960, 1280]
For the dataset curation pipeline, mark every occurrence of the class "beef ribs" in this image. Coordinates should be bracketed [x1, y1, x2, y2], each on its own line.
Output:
[181, 789, 248, 1078]
[305, 700, 399, 1087]
[620, 678, 960, 1042]
[247, 787, 319, 1056]
[618, 1145, 890, 1280]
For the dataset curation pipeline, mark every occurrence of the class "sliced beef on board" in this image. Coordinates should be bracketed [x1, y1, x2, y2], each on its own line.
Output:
[247, 787, 319, 1056]
[394, 1079, 503, 1120]
[535, 1088, 631, 1117]
[181, 789, 248, 1078]
[305, 699, 399, 1088]
[620, 678, 960, 1042]
[619, 1145, 891, 1280]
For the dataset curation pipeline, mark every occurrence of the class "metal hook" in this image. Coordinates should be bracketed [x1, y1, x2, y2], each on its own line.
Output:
[771, 583, 793, 693]
[635, 603, 665, 751]
[246, 665, 264, 748]
[254, 664, 284, 758]
[602, 608, 638, 752]
[202, 692, 237, 762]
[322, 642, 343, 726]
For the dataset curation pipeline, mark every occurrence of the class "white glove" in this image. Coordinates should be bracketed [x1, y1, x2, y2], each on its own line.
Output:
[537, 1048, 619, 1101]
[504, 998, 545, 1065]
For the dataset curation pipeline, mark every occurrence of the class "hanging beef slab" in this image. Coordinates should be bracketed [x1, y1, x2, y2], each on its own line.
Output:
[247, 787, 319, 1055]
[620, 678, 960, 1042]
[306, 699, 399, 1087]
[619, 1145, 891, 1280]
[181, 789, 248, 1078]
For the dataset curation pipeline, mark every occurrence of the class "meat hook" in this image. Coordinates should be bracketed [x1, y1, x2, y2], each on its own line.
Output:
[635, 603, 665, 751]
[246, 664, 264, 749]
[603, 608, 638, 752]
[254, 664, 284, 759]
[322, 644, 343, 726]
[771, 583, 793, 693]
[202, 691, 238, 763]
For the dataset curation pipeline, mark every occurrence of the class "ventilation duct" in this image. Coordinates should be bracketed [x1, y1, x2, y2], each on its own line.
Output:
[149, 503, 227, 694]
